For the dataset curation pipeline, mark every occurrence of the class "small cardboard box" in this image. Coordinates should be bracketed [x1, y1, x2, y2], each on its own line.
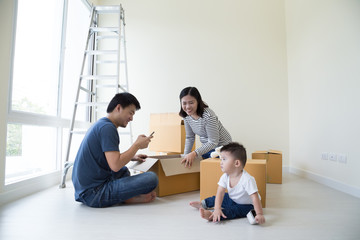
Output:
[252, 150, 282, 184]
[129, 155, 200, 197]
[149, 113, 186, 153]
[200, 158, 267, 208]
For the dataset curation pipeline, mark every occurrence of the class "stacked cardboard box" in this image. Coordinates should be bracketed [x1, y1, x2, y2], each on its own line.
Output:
[149, 113, 185, 153]
[252, 150, 282, 184]
[200, 158, 267, 208]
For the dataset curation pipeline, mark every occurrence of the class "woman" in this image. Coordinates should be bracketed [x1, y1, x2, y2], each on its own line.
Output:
[179, 87, 232, 168]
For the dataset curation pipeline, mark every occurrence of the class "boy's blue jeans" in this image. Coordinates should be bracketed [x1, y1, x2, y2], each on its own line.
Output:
[78, 167, 158, 208]
[202, 193, 254, 220]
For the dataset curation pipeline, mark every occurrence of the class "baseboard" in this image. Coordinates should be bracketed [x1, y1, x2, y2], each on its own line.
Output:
[0, 171, 63, 206]
[289, 166, 360, 199]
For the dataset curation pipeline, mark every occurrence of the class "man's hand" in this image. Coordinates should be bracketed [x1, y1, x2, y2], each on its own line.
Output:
[132, 154, 147, 162]
[134, 134, 153, 149]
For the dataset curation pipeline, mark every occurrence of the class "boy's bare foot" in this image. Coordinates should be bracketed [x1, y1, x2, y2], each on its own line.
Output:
[124, 191, 156, 204]
[189, 201, 203, 209]
[200, 208, 213, 221]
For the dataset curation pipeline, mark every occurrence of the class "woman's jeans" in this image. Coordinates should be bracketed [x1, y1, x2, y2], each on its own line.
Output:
[202, 193, 253, 220]
[78, 167, 158, 208]
[202, 149, 216, 159]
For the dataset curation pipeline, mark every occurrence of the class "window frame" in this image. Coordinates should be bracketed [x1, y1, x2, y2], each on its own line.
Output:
[5, 0, 91, 187]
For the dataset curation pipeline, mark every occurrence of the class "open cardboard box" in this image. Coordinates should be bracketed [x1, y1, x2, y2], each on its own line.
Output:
[128, 154, 201, 197]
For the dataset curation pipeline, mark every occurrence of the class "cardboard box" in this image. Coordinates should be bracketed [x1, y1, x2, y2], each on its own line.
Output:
[149, 113, 186, 153]
[252, 150, 282, 184]
[200, 158, 267, 208]
[129, 155, 200, 197]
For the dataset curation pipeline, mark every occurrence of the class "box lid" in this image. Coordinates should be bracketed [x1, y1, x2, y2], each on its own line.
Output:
[253, 151, 268, 154]
[129, 155, 200, 177]
[268, 150, 282, 155]
[254, 150, 282, 155]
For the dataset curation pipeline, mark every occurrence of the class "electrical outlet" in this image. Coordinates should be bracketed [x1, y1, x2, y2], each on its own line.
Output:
[321, 152, 328, 160]
[338, 154, 347, 164]
[329, 152, 337, 161]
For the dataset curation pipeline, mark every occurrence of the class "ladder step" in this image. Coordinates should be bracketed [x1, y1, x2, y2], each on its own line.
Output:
[94, 5, 121, 14]
[80, 86, 95, 95]
[85, 50, 117, 55]
[94, 84, 127, 91]
[96, 84, 120, 88]
[81, 75, 118, 80]
[96, 60, 117, 64]
[75, 102, 108, 106]
[90, 27, 119, 33]
[70, 130, 88, 134]
[96, 35, 119, 40]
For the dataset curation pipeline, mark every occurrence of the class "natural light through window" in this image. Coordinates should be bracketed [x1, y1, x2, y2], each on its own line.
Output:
[11, 0, 63, 116]
[6, 0, 90, 184]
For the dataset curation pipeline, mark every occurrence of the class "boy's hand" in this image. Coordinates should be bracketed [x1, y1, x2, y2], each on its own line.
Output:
[210, 208, 227, 222]
[255, 214, 265, 224]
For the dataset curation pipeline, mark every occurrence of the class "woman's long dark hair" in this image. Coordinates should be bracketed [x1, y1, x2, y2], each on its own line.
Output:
[179, 87, 208, 118]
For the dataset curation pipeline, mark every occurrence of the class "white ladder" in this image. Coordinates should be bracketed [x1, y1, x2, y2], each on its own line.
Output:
[60, 5, 131, 188]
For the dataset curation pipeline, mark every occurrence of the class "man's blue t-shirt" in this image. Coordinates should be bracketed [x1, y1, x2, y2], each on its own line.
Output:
[72, 117, 119, 201]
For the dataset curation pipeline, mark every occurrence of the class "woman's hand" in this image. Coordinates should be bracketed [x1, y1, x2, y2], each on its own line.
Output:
[181, 151, 197, 168]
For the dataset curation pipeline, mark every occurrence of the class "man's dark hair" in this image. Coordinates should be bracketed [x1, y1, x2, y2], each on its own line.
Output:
[220, 142, 247, 167]
[179, 87, 209, 118]
[106, 92, 141, 113]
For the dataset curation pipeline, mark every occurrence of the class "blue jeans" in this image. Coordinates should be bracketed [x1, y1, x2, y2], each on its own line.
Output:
[203, 193, 253, 220]
[202, 149, 216, 159]
[78, 167, 158, 208]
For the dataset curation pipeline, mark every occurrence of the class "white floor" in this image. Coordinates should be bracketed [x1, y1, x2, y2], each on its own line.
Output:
[0, 172, 360, 240]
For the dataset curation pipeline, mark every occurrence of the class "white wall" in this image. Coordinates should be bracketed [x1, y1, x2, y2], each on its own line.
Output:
[98, 0, 290, 163]
[286, 0, 360, 196]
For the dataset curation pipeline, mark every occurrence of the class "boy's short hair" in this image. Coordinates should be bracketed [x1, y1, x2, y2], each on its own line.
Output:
[107, 92, 141, 113]
[220, 142, 247, 167]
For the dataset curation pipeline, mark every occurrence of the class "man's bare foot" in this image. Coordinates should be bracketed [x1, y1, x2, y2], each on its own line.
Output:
[189, 201, 203, 209]
[124, 191, 156, 204]
[200, 208, 213, 221]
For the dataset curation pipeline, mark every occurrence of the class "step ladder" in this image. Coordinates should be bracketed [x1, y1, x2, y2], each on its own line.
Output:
[60, 5, 131, 188]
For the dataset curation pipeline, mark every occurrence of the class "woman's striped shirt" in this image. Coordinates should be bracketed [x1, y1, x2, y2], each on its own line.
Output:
[183, 108, 232, 156]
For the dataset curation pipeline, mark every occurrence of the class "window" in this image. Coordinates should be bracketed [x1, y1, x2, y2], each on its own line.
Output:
[6, 0, 90, 184]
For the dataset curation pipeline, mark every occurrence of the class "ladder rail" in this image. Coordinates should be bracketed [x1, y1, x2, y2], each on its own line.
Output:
[63, 7, 97, 175]
[60, 5, 131, 188]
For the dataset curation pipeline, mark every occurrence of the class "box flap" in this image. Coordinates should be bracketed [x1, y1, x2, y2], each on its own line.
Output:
[253, 150, 268, 154]
[268, 150, 282, 155]
[159, 157, 200, 176]
[130, 155, 201, 177]
[127, 158, 159, 172]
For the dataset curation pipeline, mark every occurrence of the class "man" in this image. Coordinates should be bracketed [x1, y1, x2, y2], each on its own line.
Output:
[72, 92, 158, 208]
